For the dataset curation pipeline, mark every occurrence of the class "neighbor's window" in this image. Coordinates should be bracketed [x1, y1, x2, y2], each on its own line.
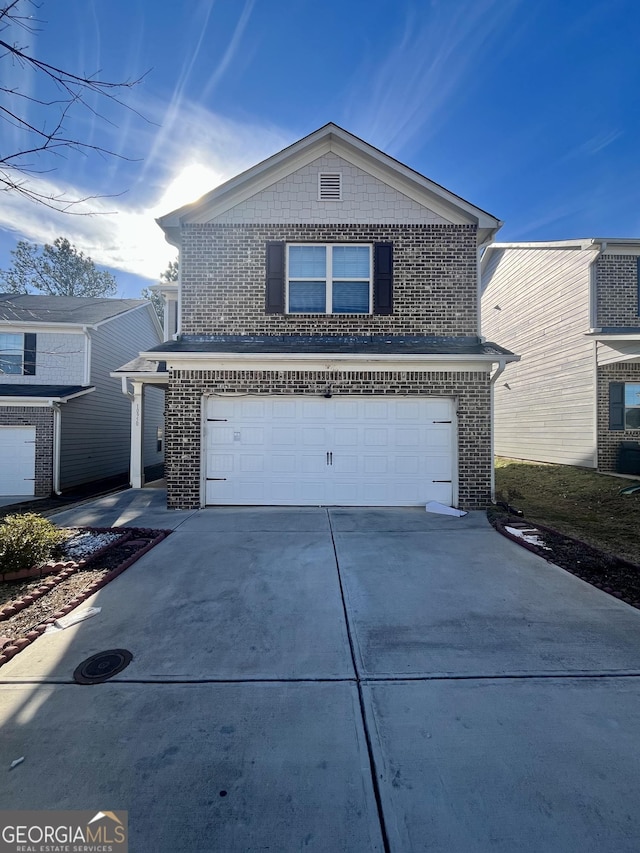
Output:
[0, 333, 23, 375]
[287, 244, 371, 314]
[625, 383, 640, 429]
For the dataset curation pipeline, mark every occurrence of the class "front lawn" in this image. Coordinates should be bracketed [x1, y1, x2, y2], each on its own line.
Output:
[494, 458, 640, 564]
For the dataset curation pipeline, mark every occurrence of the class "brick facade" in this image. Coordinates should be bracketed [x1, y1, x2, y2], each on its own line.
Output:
[596, 255, 640, 328]
[0, 407, 54, 496]
[166, 369, 492, 511]
[180, 224, 477, 338]
[597, 362, 640, 471]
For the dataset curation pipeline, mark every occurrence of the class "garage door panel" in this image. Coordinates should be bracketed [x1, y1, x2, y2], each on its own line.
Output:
[363, 428, 388, 446]
[205, 396, 454, 507]
[301, 427, 326, 446]
[334, 427, 358, 446]
[272, 455, 296, 474]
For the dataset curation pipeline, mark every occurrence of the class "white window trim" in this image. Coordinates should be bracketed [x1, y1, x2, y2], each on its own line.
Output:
[286, 243, 373, 315]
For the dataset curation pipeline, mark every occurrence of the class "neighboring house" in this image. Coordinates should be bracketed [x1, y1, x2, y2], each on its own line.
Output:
[118, 123, 516, 509]
[0, 294, 164, 497]
[481, 239, 640, 473]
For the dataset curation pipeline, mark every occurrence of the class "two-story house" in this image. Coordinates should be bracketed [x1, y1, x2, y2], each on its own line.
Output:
[120, 124, 516, 509]
[0, 294, 164, 497]
[481, 239, 640, 474]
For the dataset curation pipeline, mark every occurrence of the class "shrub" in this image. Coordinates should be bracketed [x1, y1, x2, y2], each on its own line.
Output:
[0, 513, 66, 574]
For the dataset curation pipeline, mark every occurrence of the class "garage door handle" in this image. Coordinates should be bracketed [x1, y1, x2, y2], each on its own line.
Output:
[326, 452, 333, 466]
[433, 420, 452, 424]
[433, 480, 452, 483]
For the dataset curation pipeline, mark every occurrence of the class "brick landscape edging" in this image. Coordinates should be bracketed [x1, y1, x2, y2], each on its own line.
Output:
[0, 528, 171, 668]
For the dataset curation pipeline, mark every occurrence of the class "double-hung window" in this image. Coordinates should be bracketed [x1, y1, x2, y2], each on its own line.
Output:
[287, 244, 372, 314]
[0, 332, 36, 376]
[0, 333, 25, 375]
[625, 383, 640, 429]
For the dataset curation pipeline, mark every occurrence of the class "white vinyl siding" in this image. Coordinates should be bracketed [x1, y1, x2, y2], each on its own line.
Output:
[482, 247, 598, 467]
[59, 307, 164, 489]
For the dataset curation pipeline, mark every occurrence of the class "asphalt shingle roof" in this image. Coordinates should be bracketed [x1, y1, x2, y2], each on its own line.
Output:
[146, 334, 514, 357]
[0, 294, 146, 324]
[0, 384, 92, 399]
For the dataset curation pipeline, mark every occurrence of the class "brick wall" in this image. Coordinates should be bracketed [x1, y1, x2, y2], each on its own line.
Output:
[597, 362, 640, 470]
[596, 255, 639, 328]
[165, 369, 491, 510]
[0, 407, 54, 496]
[180, 224, 478, 338]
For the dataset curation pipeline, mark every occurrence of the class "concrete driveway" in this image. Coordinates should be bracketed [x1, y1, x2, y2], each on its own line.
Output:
[2, 491, 640, 851]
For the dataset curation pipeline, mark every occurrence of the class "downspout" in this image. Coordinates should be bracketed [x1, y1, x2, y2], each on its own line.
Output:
[52, 402, 62, 495]
[82, 326, 92, 385]
[489, 358, 507, 502]
[588, 241, 607, 469]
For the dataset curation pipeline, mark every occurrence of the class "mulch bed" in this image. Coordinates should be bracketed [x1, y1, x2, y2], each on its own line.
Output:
[489, 510, 640, 609]
[0, 528, 170, 668]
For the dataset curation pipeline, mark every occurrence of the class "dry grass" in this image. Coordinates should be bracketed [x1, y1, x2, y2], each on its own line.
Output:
[494, 457, 640, 564]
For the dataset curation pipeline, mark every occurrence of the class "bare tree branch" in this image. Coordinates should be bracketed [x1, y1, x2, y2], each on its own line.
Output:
[0, 0, 151, 211]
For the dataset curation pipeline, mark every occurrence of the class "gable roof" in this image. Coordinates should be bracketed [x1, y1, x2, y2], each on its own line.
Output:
[157, 123, 502, 246]
[0, 294, 146, 326]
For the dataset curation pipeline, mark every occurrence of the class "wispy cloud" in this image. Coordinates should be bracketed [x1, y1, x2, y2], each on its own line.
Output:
[0, 104, 290, 284]
[562, 130, 624, 162]
[201, 0, 255, 101]
[344, 0, 520, 157]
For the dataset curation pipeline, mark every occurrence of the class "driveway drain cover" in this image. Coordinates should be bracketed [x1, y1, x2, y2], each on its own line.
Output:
[73, 649, 133, 684]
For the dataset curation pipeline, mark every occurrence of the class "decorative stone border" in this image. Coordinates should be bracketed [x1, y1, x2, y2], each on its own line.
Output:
[0, 527, 131, 585]
[0, 528, 170, 668]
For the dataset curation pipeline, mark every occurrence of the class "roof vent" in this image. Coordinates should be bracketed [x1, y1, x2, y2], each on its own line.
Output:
[318, 172, 342, 201]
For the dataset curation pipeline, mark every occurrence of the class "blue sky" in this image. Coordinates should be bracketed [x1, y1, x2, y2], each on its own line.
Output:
[1, 0, 639, 298]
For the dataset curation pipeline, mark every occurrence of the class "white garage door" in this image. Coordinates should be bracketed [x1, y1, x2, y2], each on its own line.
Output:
[204, 396, 455, 507]
[0, 426, 36, 496]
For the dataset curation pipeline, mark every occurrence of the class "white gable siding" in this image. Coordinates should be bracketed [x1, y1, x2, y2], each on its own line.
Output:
[60, 307, 163, 488]
[0, 331, 85, 385]
[210, 153, 452, 225]
[482, 247, 598, 467]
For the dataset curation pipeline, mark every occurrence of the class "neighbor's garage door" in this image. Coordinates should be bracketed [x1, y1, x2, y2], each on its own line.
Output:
[0, 426, 36, 496]
[204, 396, 455, 507]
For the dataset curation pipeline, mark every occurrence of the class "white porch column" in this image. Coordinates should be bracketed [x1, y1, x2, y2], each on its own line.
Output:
[130, 381, 145, 488]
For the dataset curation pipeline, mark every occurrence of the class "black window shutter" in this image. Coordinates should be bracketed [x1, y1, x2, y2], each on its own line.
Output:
[637, 257, 640, 316]
[23, 333, 36, 376]
[609, 381, 625, 431]
[265, 241, 285, 314]
[374, 242, 393, 315]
